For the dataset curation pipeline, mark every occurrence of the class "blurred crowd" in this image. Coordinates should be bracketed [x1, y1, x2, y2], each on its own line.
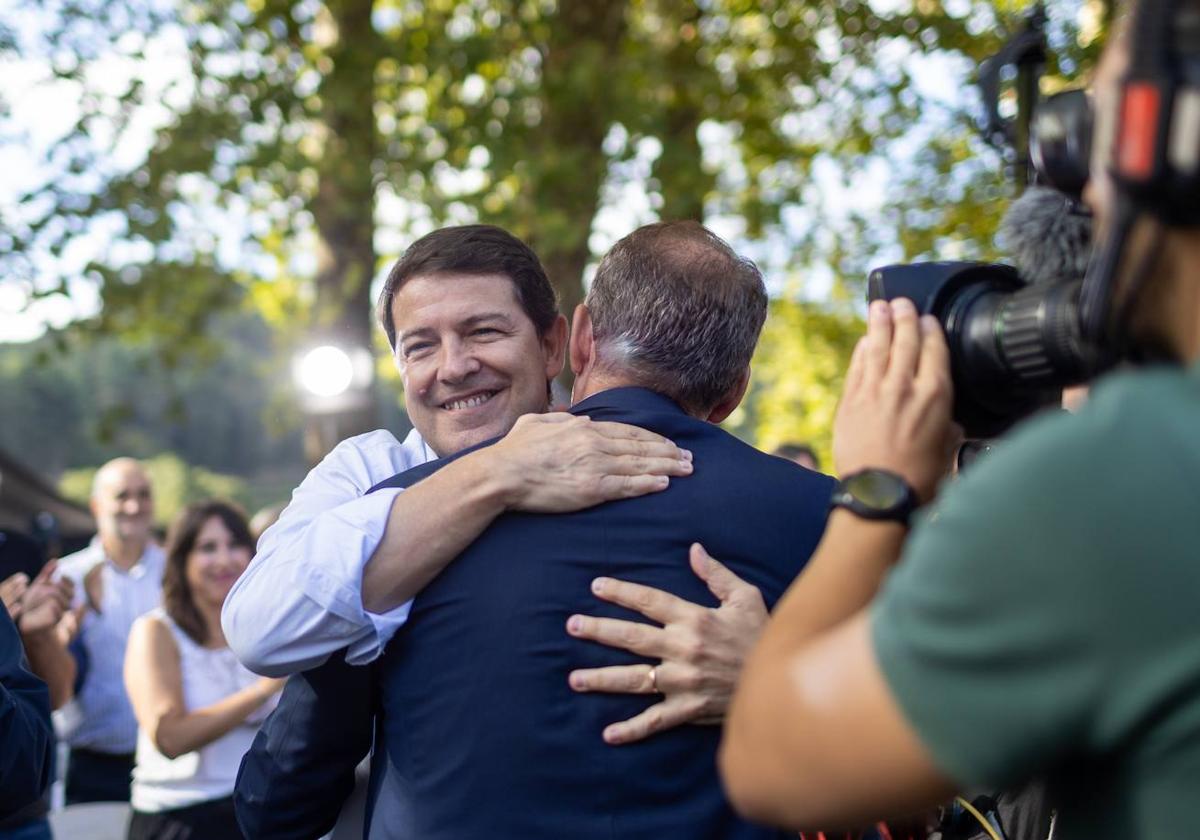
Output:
[0, 459, 287, 839]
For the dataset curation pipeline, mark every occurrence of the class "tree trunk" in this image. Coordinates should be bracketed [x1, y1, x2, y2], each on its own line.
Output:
[653, 6, 711, 223]
[306, 0, 383, 460]
[523, 0, 629, 391]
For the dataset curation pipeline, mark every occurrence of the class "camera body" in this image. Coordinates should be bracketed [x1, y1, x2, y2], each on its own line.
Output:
[867, 262, 1100, 438]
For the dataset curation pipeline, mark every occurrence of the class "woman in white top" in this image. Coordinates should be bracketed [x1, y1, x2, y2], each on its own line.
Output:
[123, 500, 284, 839]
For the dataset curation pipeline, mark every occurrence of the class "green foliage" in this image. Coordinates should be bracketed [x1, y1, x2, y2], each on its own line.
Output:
[5, 0, 1107, 335]
[0, 312, 305, 477]
[726, 297, 863, 467]
[2, 0, 1112, 460]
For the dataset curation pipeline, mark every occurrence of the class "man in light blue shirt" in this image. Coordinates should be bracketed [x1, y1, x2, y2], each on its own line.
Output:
[58, 457, 163, 804]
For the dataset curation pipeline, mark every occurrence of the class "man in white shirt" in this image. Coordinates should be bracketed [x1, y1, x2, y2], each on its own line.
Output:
[58, 457, 164, 804]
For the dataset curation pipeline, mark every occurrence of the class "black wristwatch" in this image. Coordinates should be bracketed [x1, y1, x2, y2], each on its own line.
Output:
[830, 469, 920, 525]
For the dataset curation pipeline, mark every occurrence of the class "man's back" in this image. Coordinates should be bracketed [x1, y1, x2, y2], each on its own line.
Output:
[370, 387, 834, 839]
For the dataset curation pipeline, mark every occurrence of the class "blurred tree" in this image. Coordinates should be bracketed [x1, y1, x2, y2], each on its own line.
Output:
[0, 313, 306, 477]
[60, 453, 250, 529]
[2, 0, 1109, 457]
[724, 297, 863, 469]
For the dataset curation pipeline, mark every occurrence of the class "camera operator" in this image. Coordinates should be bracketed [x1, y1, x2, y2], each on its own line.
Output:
[719, 3, 1200, 837]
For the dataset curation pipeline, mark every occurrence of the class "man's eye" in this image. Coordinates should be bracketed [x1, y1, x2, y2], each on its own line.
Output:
[472, 328, 501, 338]
[403, 343, 432, 356]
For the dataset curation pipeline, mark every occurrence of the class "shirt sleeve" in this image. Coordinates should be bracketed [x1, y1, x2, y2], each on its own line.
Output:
[222, 431, 423, 675]
[869, 412, 1109, 790]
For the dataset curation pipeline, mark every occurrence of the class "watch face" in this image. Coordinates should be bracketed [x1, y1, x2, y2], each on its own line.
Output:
[843, 470, 907, 510]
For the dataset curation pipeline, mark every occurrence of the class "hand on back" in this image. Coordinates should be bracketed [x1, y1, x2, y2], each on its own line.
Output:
[490, 413, 693, 513]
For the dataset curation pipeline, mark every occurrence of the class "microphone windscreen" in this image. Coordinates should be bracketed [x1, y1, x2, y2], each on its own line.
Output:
[998, 186, 1092, 286]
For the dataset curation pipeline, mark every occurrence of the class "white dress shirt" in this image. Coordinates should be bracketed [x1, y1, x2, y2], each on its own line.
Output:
[58, 539, 166, 754]
[221, 428, 436, 676]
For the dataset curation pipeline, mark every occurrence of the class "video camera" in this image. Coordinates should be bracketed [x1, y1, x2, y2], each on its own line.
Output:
[867, 0, 1200, 439]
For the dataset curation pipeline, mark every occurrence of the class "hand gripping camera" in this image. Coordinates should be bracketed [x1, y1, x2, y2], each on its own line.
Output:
[868, 0, 1200, 439]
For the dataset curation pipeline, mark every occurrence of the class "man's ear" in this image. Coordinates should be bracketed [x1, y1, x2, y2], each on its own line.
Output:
[542, 313, 569, 380]
[569, 304, 595, 377]
[705, 366, 752, 424]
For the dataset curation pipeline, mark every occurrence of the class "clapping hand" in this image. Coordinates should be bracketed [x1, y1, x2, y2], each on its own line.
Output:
[17, 561, 76, 637]
[1, 572, 29, 621]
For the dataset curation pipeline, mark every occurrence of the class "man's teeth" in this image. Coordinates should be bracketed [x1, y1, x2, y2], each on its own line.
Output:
[444, 392, 495, 411]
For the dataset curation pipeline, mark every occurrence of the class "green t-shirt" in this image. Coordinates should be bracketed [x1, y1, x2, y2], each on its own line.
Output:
[872, 361, 1200, 840]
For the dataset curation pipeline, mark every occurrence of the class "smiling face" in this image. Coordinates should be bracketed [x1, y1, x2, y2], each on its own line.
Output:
[184, 515, 252, 611]
[392, 272, 566, 456]
[91, 460, 154, 549]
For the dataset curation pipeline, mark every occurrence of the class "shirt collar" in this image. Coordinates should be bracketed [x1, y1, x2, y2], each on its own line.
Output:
[89, 536, 163, 578]
[402, 427, 438, 464]
[569, 386, 688, 417]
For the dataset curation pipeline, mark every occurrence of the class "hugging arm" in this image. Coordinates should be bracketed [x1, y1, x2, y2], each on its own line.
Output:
[362, 414, 693, 614]
[225, 418, 691, 675]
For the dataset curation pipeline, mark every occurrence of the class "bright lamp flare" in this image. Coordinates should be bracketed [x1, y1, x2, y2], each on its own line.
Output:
[298, 345, 355, 398]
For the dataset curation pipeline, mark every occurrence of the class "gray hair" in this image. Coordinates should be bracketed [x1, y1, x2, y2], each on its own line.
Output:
[586, 222, 767, 415]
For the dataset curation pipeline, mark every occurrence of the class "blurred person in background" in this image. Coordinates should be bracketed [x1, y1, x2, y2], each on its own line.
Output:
[247, 504, 286, 546]
[0, 530, 77, 711]
[0, 532, 63, 840]
[124, 500, 283, 840]
[0, 551, 77, 840]
[772, 442, 821, 471]
[719, 5, 1200, 837]
[0, 603, 53, 834]
[58, 458, 163, 805]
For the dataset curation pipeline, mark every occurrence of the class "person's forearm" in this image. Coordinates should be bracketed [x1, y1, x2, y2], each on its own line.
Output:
[721, 512, 906, 808]
[768, 510, 905, 643]
[20, 629, 76, 710]
[361, 448, 514, 614]
[151, 683, 275, 760]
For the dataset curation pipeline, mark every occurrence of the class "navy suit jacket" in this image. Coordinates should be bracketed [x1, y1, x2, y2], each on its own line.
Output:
[236, 388, 834, 839]
[0, 603, 53, 819]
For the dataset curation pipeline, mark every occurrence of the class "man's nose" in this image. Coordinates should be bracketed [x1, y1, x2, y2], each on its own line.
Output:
[437, 339, 481, 383]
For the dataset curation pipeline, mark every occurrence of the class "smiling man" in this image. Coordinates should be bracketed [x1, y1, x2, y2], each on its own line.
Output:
[387, 272, 558, 453]
[58, 457, 164, 805]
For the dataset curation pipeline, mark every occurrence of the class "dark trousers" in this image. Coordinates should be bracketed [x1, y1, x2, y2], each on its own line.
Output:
[127, 796, 242, 840]
[65, 748, 135, 805]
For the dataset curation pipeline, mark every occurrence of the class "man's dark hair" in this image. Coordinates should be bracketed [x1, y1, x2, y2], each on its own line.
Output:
[378, 225, 559, 349]
[586, 221, 768, 415]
